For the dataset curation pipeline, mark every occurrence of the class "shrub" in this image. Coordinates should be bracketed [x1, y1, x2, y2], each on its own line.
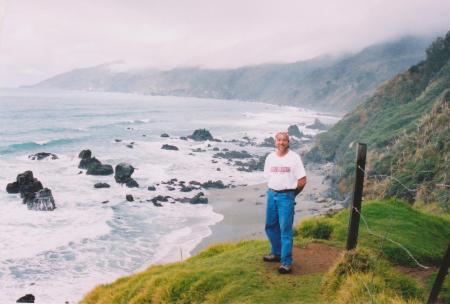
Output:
[296, 217, 334, 240]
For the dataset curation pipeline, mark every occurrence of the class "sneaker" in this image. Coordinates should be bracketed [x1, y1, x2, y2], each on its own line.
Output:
[262, 254, 281, 262]
[278, 264, 292, 274]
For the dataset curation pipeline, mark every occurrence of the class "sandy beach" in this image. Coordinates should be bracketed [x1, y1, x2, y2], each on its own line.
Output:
[192, 163, 343, 254]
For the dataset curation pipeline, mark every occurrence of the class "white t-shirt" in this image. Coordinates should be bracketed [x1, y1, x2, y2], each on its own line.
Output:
[263, 150, 306, 190]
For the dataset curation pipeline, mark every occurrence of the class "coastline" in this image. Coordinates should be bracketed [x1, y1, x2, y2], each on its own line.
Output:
[192, 162, 343, 255]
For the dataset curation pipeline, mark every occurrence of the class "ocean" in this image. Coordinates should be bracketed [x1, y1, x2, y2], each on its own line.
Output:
[0, 88, 340, 303]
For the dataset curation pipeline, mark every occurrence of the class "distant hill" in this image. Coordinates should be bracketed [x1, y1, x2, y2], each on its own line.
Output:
[30, 36, 431, 112]
[306, 30, 450, 211]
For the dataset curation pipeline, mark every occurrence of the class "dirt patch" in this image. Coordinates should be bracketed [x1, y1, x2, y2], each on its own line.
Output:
[265, 242, 343, 275]
[395, 265, 437, 283]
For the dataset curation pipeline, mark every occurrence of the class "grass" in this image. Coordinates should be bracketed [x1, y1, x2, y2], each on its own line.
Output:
[81, 199, 450, 303]
[296, 199, 450, 267]
[81, 241, 325, 304]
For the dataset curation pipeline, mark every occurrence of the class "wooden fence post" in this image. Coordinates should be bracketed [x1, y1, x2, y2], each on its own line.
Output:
[427, 242, 450, 304]
[346, 143, 367, 250]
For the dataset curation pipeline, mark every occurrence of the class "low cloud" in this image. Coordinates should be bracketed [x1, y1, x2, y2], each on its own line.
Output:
[1, 0, 450, 86]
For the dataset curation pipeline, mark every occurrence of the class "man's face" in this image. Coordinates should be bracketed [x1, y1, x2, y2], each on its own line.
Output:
[275, 133, 289, 152]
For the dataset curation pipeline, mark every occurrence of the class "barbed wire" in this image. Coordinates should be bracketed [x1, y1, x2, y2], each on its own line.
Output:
[353, 206, 430, 270]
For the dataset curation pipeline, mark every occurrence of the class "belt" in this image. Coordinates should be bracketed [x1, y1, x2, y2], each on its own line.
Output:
[269, 188, 296, 193]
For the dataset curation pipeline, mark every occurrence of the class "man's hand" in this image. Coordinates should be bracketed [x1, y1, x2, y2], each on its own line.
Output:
[295, 177, 307, 196]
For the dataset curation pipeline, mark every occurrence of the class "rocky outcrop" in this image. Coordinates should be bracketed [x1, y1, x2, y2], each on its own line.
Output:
[94, 183, 110, 189]
[6, 171, 56, 211]
[288, 125, 304, 138]
[161, 144, 179, 151]
[160, 133, 170, 137]
[87, 164, 114, 175]
[201, 180, 226, 189]
[259, 137, 275, 147]
[187, 129, 214, 141]
[16, 294, 35, 303]
[213, 150, 252, 159]
[115, 163, 139, 188]
[307, 118, 329, 130]
[28, 152, 58, 160]
[78, 149, 92, 159]
[126, 194, 134, 202]
[190, 192, 208, 204]
[78, 150, 114, 176]
[25, 188, 56, 211]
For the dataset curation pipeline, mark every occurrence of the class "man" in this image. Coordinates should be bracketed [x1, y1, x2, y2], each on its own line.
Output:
[263, 131, 307, 274]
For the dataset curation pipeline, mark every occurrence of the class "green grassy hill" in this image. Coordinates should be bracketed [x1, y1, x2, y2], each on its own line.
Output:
[306, 30, 450, 212]
[81, 200, 450, 303]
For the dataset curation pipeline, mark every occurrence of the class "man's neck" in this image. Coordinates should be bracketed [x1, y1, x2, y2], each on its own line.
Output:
[276, 149, 289, 157]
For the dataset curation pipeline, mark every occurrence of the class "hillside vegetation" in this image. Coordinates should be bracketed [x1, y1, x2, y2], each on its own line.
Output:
[306, 31, 450, 212]
[31, 37, 429, 112]
[81, 200, 450, 303]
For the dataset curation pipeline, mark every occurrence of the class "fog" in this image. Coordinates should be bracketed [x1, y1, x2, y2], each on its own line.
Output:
[0, 0, 449, 87]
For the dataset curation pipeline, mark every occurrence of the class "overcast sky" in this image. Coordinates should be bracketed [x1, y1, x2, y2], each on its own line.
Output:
[0, 0, 450, 87]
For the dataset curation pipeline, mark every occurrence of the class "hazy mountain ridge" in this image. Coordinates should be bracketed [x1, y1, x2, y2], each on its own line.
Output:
[307, 30, 450, 210]
[31, 36, 430, 112]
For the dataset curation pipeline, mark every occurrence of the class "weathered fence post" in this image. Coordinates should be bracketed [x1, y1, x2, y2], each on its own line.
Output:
[427, 242, 450, 304]
[346, 143, 367, 250]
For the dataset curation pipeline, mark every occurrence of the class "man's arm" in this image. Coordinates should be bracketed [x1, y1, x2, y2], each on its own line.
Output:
[295, 176, 307, 196]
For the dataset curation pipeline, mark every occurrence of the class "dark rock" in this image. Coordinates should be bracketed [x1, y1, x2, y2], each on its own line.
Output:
[212, 147, 220, 151]
[78, 150, 92, 159]
[28, 152, 58, 160]
[222, 148, 229, 151]
[180, 136, 188, 140]
[192, 148, 206, 152]
[20, 180, 44, 200]
[125, 178, 139, 188]
[234, 153, 268, 172]
[25, 188, 56, 211]
[94, 183, 110, 189]
[115, 163, 135, 183]
[167, 186, 175, 191]
[260, 137, 275, 147]
[151, 195, 170, 203]
[216, 168, 221, 171]
[126, 194, 134, 202]
[153, 201, 163, 207]
[161, 144, 179, 151]
[126, 144, 134, 149]
[189, 180, 202, 186]
[87, 164, 114, 176]
[78, 157, 101, 170]
[78, 171, 83, 174]
[201, 180, 226, 189]
[160, 133, 170, 137]
[213, 150, 252, 159]
[16, 294, 35, 303]
[147, 186, 156, 191]
[307, 118, 329, 130]
[175, 197, 191, 203]
[101, 200, 109, 204]
[17, 171, 34, 185]
[187, 129, 214, 141]
[288, 125, 303, 138]
[190, 192, 208, 204]
[180, 186, 195, 192]
[115, 139, 122, 142]
[6, 182, 20, 193]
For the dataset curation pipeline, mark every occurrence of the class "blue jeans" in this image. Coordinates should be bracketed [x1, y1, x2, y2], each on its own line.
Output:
[265, 189, 295, 266]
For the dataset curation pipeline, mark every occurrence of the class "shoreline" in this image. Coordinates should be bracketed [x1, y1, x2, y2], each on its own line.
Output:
[192, 162, 343, 255]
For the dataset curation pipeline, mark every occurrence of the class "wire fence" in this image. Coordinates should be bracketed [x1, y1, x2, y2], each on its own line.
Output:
[339, 145, 450, 303]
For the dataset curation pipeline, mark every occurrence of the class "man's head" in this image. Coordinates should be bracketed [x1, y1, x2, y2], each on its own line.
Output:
[275, 132, 289, 153]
